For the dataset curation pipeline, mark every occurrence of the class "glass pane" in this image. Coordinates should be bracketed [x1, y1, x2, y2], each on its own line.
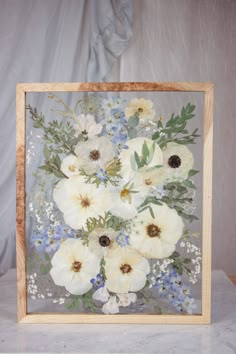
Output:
[25, 91, 203, 315]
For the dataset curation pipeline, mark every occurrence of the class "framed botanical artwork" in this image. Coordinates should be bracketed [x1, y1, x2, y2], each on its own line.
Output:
[16, 82, 213, 324]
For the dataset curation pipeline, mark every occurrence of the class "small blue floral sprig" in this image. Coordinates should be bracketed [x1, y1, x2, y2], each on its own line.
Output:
[31, 224, 78, 253]
[95, 169, 109, 183]
[155, 267, 196, 314]
[90, 274, 105, 289]
[116, 229, 130, 247]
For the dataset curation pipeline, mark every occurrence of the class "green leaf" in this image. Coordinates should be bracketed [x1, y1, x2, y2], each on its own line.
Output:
[134, 151, 142, 168]
[149, 206, 155, 218]
[142, 141, 149, 161]
[174, 264, 183, 275]
[44, 253, 50, 262]
[152, 131, 160, 140]
[128, 127, 137, 139]
[157, 120, 163, 129]
[54, 155, 61, 169]
[43, 146, 50, 161]
[128, 115, 139, 128]
[39, 263, 51, 274]
[183, 180, 196, 189]
[188, 169, 199, 178]
[171, 251, 180, 259]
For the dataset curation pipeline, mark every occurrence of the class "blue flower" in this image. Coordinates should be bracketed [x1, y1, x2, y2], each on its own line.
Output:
[169, 271, 182, 289]
[153, 266, 195, 314]
[116, 230, 129, 247]
[176, 283, 191, 300]
[182, 296, 196, 314]
[173, 299, 183, 312]
[107, 125, 128, 155]
[31, 233, 46, 251]
[45, 237, 61, 253]
[156, 281, 171, 296]
[90, 274, 105, 289]
[110, 108, 127, 124]
[95, 169, 108, 182]
[102, 97, 126, 116]
[166, 291, 177, 304]
[31, 224, 77, 253]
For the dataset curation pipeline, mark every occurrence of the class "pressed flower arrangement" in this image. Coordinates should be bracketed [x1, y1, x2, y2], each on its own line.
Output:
[16, 82, 213, 323]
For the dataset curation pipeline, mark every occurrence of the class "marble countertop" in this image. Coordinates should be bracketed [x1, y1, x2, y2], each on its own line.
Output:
[0, 270, 235, 354]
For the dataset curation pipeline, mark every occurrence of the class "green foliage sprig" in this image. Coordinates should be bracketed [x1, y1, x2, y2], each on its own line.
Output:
[66, 290, 97, 312]
[138, 175, 199, 223]
[27, 105, 79, 155]
[39, 147, 67, 179]
[152, 103, 200, 148]
[170, 251, 191, 276]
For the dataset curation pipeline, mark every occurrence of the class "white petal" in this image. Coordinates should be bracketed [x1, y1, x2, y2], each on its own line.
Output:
[65, 272, 92, 295]
[102, 296, 119, 314]
[117, 293, 137, 307]
[92, 287, 110, 302]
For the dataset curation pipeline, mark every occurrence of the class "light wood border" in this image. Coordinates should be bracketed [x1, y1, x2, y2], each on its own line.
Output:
[16, 82, 214, 324]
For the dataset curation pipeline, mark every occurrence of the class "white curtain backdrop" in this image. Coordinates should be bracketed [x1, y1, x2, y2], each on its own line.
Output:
[0, 0, 133, 275]
[110, 0, 236, 274]
[1, 0, 236, 275]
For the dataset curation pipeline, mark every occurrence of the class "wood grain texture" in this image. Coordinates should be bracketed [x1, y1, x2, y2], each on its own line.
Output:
[228, 276, 236, 285]
[17, 82, 213, 92]
[16, 84, 27, 322]
[16, 82, 213, 324]
[201, 85, 214, 324]
[19, 314, 210, 324]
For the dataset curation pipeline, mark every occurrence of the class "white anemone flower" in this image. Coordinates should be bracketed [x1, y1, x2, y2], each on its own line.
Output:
[105, 248, 150, 293]
[61, 155, 80, 177]
[129, 203, 184, 259]
[110, 172, 146, 219]
[88, 228, 118, 258]
[119, 137, 163, 178]
[74, 136, 115, 174]
[161, 142, 194, 181]
[125, 98, 155, 121]
[53, 176, 113, 229]
[74, 114, 103, 138]
[138, 167, 166, 192]
[50, 238, 100, 295]
[102, 295, 119, 314]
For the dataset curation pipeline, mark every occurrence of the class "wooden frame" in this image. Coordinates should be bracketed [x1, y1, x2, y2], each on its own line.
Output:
[16, 82, 213, 324]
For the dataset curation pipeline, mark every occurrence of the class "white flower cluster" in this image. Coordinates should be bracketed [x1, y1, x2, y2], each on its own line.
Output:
[29, 197, 60, 232]
[27, 273, 71, 302]
[148, 259, 174, 288]
[26, 131, 42, 165]
[45, 201, 60, 226]
[27, 273, 38, 299]
[180, 240, 201, 284]
[26, 141, 36, 164]
[27, 273, 46, 300]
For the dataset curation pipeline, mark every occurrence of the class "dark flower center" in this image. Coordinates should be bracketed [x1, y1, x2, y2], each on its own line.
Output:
[120, 263, 132, 274]
[144, 178, 152, 185]
[99, 235, 111, 247]
[138, 107, 143, 113]
[71, 261, 82, 272]
[146, 224, 161, 238]
[89, 149, 101, 161]
[80, 197, 90, 208]
[168, 155, 181, 168]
